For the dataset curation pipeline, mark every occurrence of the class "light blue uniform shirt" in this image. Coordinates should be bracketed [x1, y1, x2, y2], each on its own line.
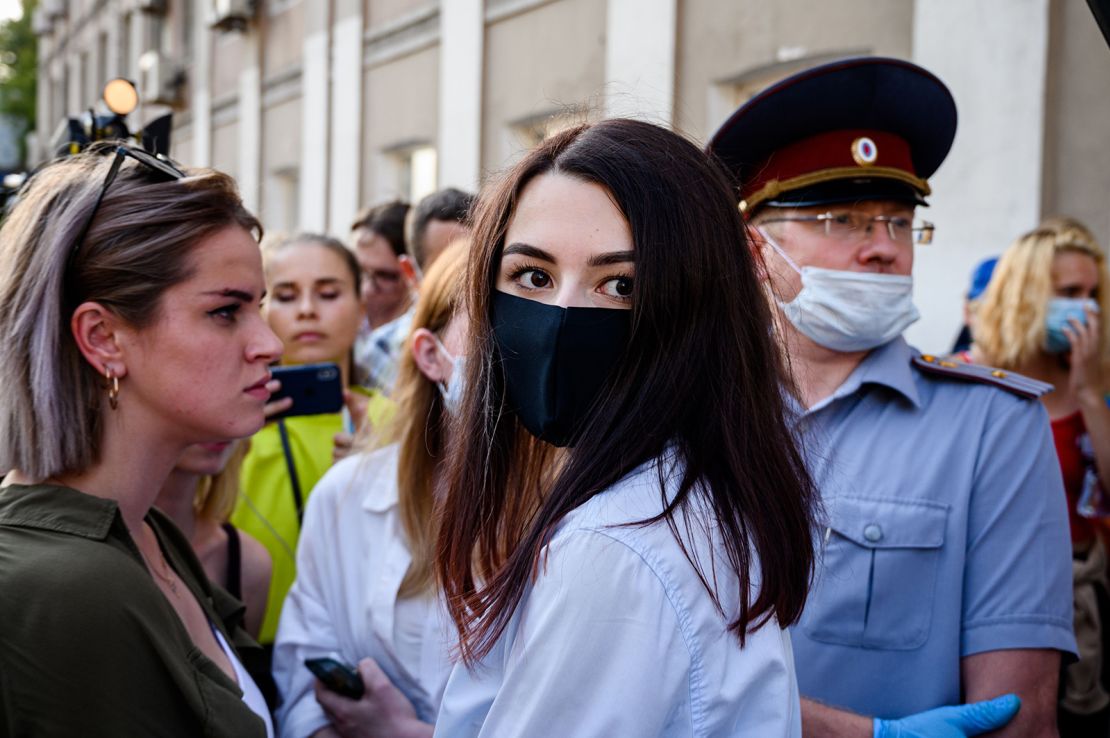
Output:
[791, 337, 1077, 719]
[434, 454, 802, 737]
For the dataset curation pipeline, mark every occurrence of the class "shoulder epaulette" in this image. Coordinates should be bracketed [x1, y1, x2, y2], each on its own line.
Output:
[911, 353, 1053, 400]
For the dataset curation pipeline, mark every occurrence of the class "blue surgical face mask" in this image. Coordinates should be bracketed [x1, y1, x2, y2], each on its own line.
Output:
[1044, 297, 1099, 354]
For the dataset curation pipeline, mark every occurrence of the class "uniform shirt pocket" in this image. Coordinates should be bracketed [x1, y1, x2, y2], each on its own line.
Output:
[801, 496, 949, 650]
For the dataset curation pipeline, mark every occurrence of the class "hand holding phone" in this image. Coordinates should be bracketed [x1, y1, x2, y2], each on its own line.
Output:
[305, 656, 365, 699]
[308, 656, 429, 734]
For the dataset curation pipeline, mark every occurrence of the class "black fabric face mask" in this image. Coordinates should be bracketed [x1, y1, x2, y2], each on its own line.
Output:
[491, 290, 632, 447]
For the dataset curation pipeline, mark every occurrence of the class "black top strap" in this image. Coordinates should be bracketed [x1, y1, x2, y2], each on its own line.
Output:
[277, 419, 304, 525]
[221, 522, 242, 601]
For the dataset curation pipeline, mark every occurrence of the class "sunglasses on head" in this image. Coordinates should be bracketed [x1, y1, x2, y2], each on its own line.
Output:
[70, 144, 187, 259]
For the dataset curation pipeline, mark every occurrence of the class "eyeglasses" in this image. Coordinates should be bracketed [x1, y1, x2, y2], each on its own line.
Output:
[760, 211, 935, 246]
[71, 144, 187, 259]
[362, 268, 405, 292]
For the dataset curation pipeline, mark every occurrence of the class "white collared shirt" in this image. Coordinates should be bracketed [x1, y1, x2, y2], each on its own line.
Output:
[433, 454, 801, 738]
[273, 444, 455, 738]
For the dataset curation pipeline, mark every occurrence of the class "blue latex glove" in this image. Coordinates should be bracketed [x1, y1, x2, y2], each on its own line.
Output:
[873, 694, 1021, 737]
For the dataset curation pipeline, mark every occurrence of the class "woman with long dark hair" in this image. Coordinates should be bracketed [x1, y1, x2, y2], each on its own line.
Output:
[434, 119, 817, 736]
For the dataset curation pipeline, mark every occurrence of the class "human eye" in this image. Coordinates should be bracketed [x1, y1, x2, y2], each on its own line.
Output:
[508, 264, 553, 291]
[272, 288, 296, 303]
[319, 288, 342, 300]
[208, 303, 241, 323]
[828, 212, 856, 227]
[598, 274, 634, 302]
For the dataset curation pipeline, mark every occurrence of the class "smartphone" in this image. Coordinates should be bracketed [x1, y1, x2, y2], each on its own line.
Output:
[270, 363, 343, 419]
[304, 656, 365, 699]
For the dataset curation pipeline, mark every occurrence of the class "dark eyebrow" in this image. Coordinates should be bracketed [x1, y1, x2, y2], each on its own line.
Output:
[503, 243, 634, 268]
[203, 288, 255, 302]
[503, 243, 556, 263]
[587, 250, 635, 267]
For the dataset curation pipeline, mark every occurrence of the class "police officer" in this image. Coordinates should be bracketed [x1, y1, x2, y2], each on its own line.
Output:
[710, 57, 1077, 737]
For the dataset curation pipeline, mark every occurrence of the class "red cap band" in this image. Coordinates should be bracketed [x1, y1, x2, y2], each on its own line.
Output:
[742, 129, 925, 209]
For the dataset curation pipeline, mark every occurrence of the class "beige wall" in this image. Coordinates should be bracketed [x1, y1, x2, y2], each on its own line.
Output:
[366, 0, 431, 28]
[676, 0, 914, 143]
[31, 0, 1110, 334]
[211, 120, 239, 182]
[210, 33, 243, 102]
[262, 97, 303, 172]
[481, 0, 606, 174]
[264, 3, 306, 79]
[261, 95, 303, 232]
[171, 130, 192, 165]
[1041, 0, 1110, 247]
[360, 45, 439, 206]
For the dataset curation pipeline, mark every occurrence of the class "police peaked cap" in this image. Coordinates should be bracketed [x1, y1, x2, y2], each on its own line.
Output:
[707, 56, 958, 214]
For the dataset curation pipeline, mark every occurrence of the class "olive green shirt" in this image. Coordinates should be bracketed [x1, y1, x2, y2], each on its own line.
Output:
[0, 483, 267, 737]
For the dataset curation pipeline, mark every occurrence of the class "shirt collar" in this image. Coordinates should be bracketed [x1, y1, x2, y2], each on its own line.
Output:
[806, 336, 921, 414]
[0, 483, 119, 540]
[360, 445, 402, 513]
[371, 303, 417, 341]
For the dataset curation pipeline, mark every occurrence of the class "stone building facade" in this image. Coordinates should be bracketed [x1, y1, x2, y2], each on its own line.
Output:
[32, 0, 1110, 350]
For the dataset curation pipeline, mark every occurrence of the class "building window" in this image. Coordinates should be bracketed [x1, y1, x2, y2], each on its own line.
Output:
[267, 0, 301, 16]
[388, 144, 437, 204]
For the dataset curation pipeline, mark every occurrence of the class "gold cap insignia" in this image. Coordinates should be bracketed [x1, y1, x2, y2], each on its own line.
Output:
[852, 136, 878, 167]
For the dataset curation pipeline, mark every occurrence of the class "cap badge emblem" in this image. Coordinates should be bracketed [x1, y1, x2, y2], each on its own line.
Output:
[851, 137, 878, 167]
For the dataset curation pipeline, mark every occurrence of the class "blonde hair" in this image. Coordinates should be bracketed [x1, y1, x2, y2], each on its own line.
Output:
[975, 217, 1108, 370]
[373, 238, 469, 597]
[194, 441, 248, 523]
[0, 146, 260, 479]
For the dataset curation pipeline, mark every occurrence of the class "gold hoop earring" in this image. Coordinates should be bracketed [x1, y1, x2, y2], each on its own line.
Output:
[105, 367, 120, 410]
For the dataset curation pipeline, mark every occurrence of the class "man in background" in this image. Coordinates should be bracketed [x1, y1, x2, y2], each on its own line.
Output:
[350, 200, 413, 392]
[710, 56, 1075, 738]
[406, 188, 473, 271]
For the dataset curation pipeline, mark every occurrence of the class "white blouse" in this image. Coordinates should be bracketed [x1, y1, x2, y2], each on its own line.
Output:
[273, 444, 456, 738]
[212, 626, 275, 738]
[433, 453, 802, 738]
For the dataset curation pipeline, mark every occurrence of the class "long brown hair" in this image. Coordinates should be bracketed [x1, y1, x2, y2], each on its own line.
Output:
[436, 119, 818, 664]
[377, 238, 469, 596]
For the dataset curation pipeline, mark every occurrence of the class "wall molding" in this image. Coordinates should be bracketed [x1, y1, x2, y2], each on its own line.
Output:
[363, 4, 439, 69]
[485, 0, 561, 25]
[262, 64, 302, 108]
